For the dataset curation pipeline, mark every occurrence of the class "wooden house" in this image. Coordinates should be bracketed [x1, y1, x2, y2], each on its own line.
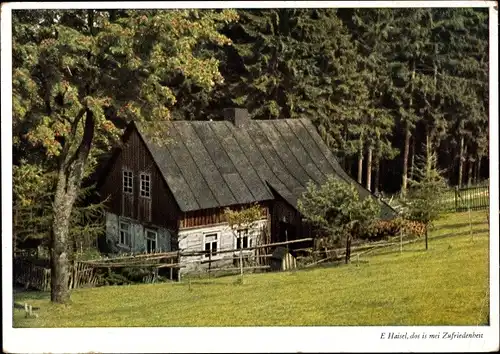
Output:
[98, 108, 395, 275]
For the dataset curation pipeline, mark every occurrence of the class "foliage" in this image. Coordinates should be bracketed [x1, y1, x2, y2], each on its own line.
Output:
[360, 218, 404, 241]
[13, 161, 106, 257]
[298, 175, 381, 246]
[361, 218, 427, 241]
[343, 9, 399, 169]
[13, 9, 238, 302]
[403, 150, 448, 228]
[218, 9, 369, 156]
[224, 203, 263, 230]
[13, 9, 238, 157]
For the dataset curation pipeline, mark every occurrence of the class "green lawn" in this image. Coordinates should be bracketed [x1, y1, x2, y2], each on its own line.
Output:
[13, 211, 490, 327]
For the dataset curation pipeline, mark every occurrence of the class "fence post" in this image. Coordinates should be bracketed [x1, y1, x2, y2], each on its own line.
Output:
[208, 251, 212, 279]
[469, 199, 473, 242]
[400, 227, 403, 254]
[239, 248, 244, 281]
[177, 250, 181, 282]
[455, 186, 458, 212]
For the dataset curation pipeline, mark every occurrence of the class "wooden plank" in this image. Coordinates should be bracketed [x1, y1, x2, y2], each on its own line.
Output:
[208, 266, 270, 272]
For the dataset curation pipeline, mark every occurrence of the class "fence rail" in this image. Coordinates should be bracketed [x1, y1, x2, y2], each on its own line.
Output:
[14, 238, 314, 288]
[13, 258, 99, 291]
[454, 185, 489, 212]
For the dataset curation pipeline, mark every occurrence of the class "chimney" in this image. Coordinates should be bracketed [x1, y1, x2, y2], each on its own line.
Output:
[223, 108, 250, 128]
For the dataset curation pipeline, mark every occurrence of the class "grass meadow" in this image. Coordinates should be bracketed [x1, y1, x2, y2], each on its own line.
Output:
[13, 210, 490, 327]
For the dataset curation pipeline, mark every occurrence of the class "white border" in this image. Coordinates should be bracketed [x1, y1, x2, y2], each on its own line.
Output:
[2, 1, 498, 353]
[488, 4, 500, 351]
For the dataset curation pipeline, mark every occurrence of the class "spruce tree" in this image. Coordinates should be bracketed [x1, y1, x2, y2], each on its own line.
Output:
[405, 145, 447, 250]
[221, 9, 368, 160]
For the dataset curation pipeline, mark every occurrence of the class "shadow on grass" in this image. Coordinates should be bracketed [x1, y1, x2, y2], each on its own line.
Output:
[13, 288, 51, 301]
[432, 228, 489, 241]
[366, 248, 429, 258]
[360, 227, 490, 259]
[434, 221, 488, 231]
[295, 260, 348, 273]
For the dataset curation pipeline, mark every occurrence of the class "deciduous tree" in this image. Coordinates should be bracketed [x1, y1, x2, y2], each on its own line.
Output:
[297, 175, 380, 263]
[13, 9, 237, 303]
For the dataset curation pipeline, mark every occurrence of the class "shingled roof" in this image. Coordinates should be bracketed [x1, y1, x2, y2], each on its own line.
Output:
[131, 116, 395, 219]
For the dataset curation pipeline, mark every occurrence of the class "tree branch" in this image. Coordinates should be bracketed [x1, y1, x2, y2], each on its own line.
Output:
[60, 108, 86, 168]
[65, 109, 95, 169]
[63, 109, 95, 193]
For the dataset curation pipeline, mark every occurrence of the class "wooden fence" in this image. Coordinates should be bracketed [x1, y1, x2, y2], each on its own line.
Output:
[454, 185, 489, 212]
[13, 258, 51, 291]
[13, 258, 99, 291]
[13, 237, 315, 287]
[74, 238, 314, 280]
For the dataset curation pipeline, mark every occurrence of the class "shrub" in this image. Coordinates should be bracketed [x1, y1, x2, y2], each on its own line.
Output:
[360, 218, 426, 241]
[95, 266, 160, 286]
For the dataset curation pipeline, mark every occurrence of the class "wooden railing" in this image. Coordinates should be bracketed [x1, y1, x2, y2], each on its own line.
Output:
[14, 258, 99, 291]
[454, 185, 489, 212]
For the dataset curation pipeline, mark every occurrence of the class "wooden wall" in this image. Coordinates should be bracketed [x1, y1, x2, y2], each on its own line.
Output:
[270, 199, 313, 247]
[100, 128, 180, 231]
[180, 203, 270, 230]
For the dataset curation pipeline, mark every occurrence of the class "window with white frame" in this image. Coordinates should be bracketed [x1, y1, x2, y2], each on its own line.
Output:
[119, 221, 132, 247]
[236, 228, 252, 250]
[145, 229, 157, 253]
[204, 233, 218, 258]
[123, 170, 133, 194]
[140, 173, 151, 198]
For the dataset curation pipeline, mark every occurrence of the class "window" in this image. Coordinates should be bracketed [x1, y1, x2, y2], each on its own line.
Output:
[119, 221, 132, 247]
[140, 173, 151, 198]
[123, 170, 133, 194]
[145, 229, 157, 253]
[204, 233, 218, 258]
[236, 229, 251, 249]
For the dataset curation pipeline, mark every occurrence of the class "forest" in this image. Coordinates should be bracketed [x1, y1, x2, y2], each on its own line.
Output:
[11, 8, 489, 302]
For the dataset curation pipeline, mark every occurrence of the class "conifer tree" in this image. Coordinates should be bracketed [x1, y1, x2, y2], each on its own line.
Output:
[404, 146, 447, 250]
[343, 9, 398, 190]
[222, 9, 368, 159]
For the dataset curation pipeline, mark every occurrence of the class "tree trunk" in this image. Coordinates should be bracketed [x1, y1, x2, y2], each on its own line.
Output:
[13, 207, 18, 254]
[345, 235, 351, 264]
[347, 159, 353, 177]
[366, 146, 373, 191]
[458, 135, 465, 188]
[357, 148, 363, 185]
[401, 126, 411, 197]
[410, 136, 416, 181]
[425, 224, 428, 250]
[374, 155, 380, 194]
[467, 156, 474, 187]
[425, 130, 431, 175]
[51, 109, 95, 303]
[402, 61, 416, 198]
[476, 155, 482, 183]
[51, 184, 76, 303]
